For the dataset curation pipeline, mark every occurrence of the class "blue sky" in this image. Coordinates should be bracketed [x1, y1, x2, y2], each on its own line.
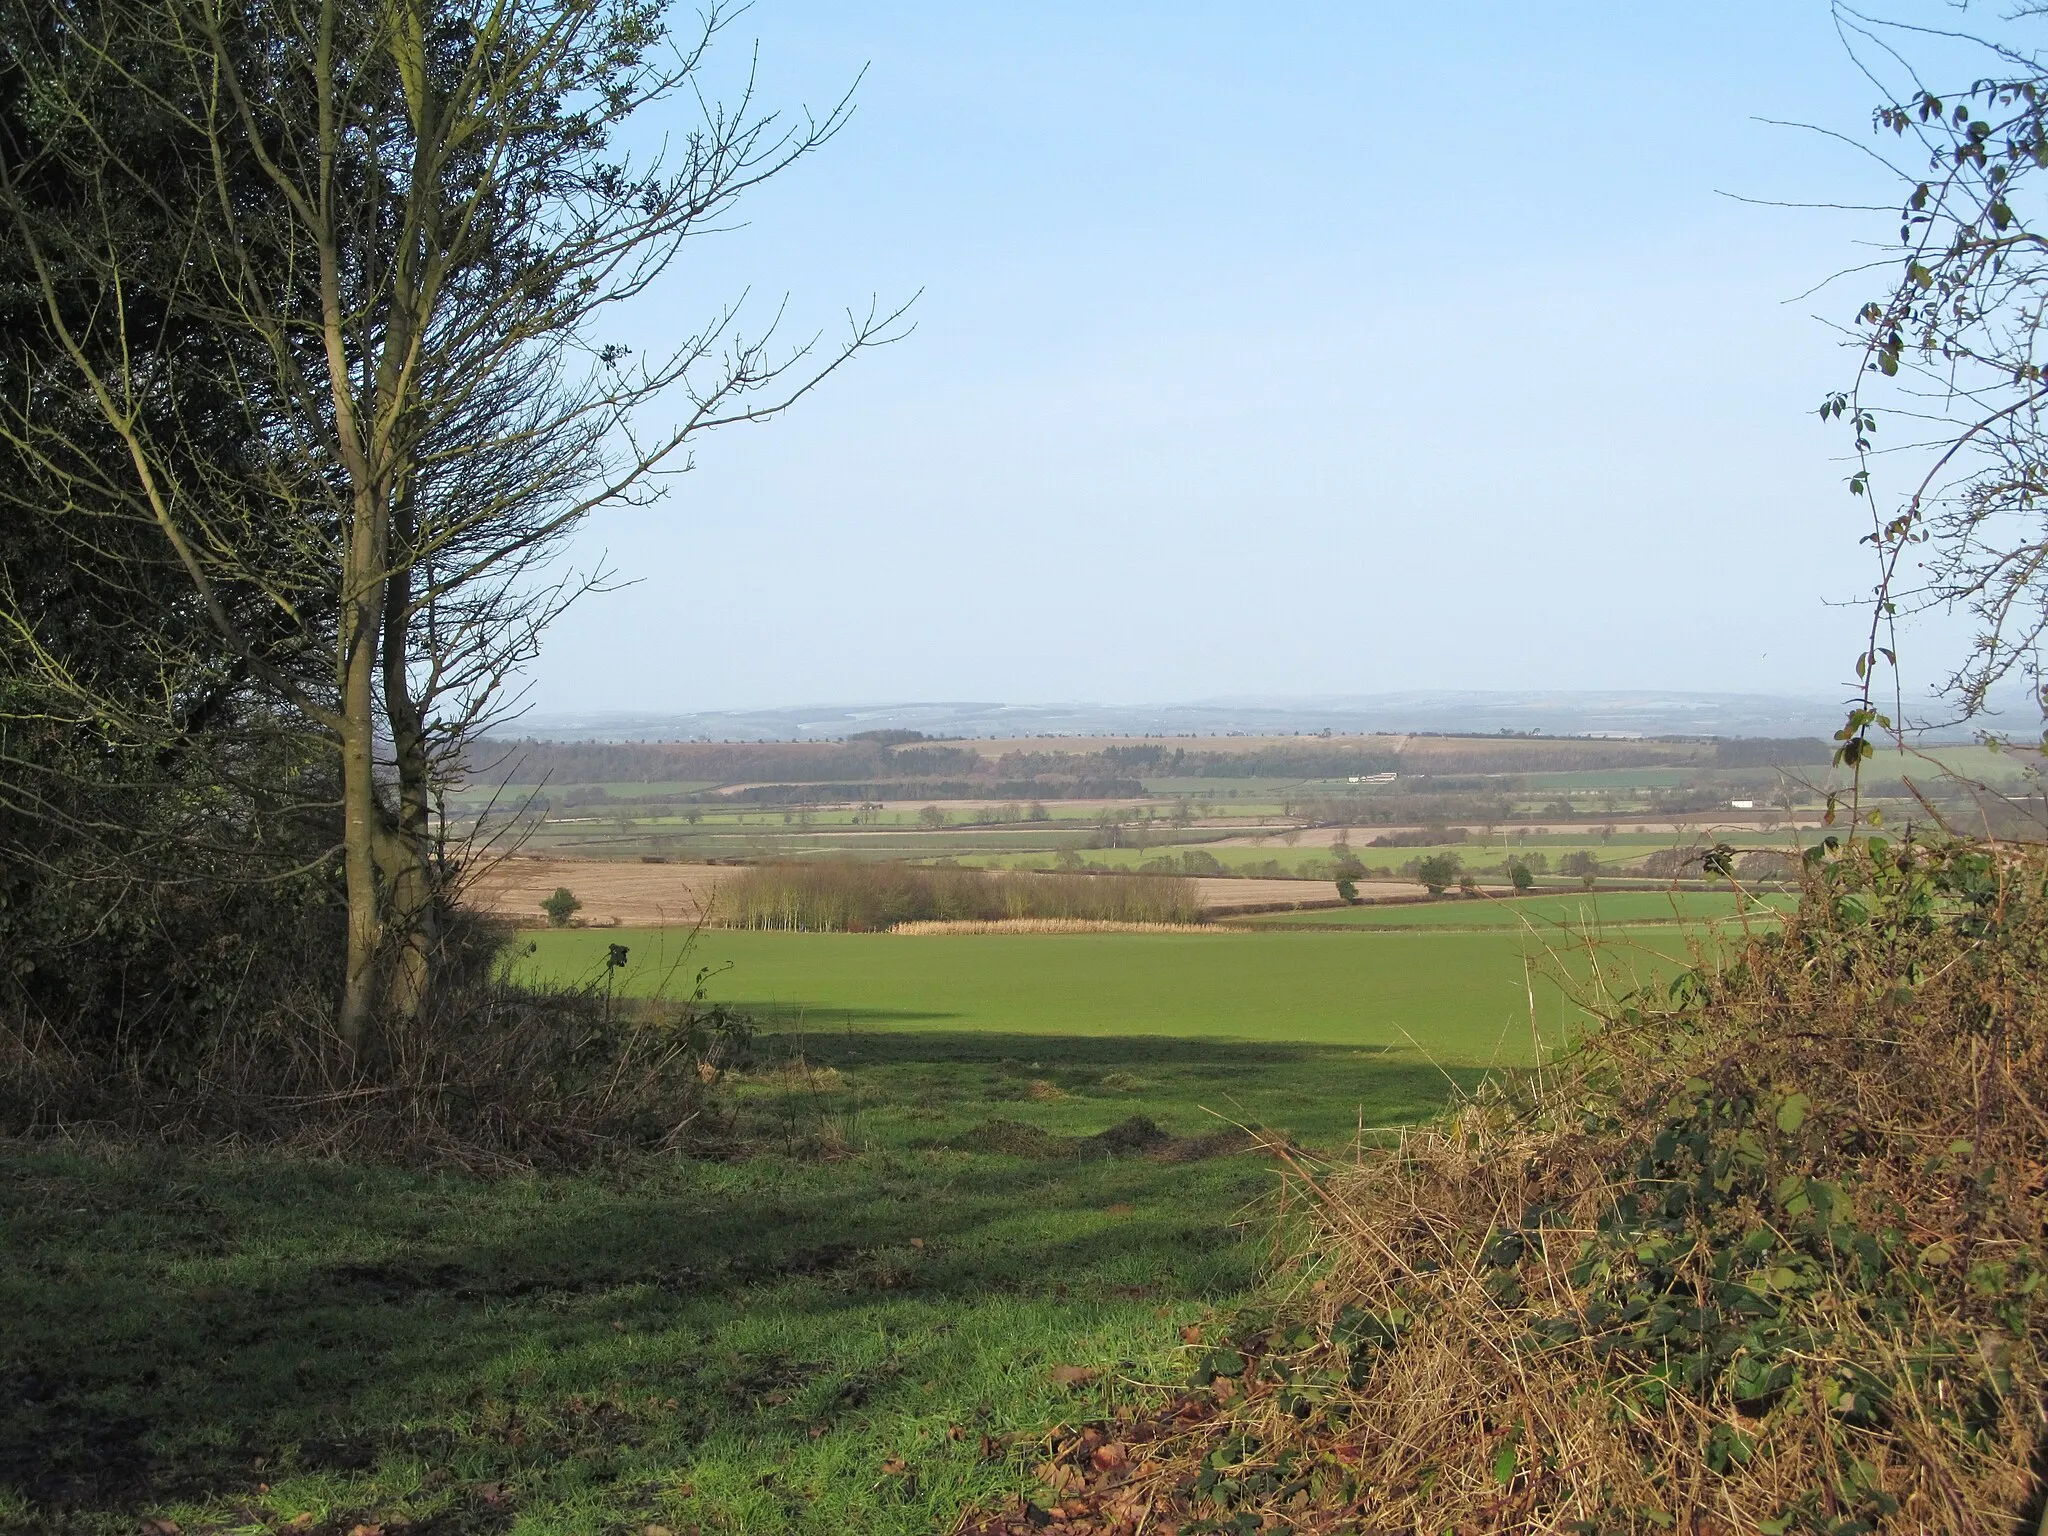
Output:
[527, 1, 1983, 715]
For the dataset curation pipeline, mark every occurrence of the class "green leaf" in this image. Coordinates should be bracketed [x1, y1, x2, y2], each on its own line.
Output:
[1492, 1434, 1518, 1486]
[1776, 1094, 1810, 1134]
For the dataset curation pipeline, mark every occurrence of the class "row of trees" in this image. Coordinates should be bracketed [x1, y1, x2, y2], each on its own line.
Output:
[1, 0, 893, 1065]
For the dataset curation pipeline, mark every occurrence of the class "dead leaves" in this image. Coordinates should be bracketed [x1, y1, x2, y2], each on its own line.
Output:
[1046, 1364, 1099, 1388]
[955, 1415, 1179, 1536]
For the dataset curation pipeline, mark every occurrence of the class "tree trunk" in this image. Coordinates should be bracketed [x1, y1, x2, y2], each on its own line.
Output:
[380, 552, 437, 1022]
[337, 569, 383, 1057]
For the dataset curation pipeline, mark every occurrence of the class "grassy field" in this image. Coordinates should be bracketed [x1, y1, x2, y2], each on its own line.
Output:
[7, 925, 1713, 1535]
[512, 927, 1699, 1064]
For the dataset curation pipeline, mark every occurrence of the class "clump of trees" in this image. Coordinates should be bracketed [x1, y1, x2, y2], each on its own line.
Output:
[1, 0, 894, 1112]
[720, 862, 1203, 931]
[1415, 853, 1462, 896]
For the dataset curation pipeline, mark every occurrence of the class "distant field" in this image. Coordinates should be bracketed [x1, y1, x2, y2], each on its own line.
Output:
[959, 836, 1757, 879]
[1242, 889, 1793, 929]
[512, 927, 1703, 1064]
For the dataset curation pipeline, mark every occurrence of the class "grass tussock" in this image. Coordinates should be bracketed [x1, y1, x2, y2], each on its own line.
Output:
[974, 838, 2048, 1534]
[720, 860, 1202, 931]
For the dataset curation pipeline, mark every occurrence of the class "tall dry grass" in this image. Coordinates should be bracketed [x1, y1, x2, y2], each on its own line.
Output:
[718, 861, 1202, 931]
[0, 910, 745, 1170]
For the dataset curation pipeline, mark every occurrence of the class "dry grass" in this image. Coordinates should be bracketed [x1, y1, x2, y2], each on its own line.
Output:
[0, 913, 748, 1171]
[963, 839, 2048, 1534]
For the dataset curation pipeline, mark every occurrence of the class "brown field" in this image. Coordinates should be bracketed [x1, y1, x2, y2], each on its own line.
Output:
[465, 858, 1379, 926]
[1209, 818, 1822, 849]
[464, 856, 739, 928]
[1192, 875, 1426, 910]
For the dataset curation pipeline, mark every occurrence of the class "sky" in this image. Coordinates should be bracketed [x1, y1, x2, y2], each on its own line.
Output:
[525, 0, 1996, 717]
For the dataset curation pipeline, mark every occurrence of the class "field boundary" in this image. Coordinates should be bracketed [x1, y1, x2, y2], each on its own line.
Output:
[886, 918, 1218, 936]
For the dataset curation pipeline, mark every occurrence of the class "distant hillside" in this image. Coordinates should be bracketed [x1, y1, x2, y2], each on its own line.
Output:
[497, 690, 1860, 743]
[466, 732, 1834, 790]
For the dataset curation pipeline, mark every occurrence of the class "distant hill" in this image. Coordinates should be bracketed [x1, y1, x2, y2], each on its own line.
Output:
[497, 691, 1872, 743]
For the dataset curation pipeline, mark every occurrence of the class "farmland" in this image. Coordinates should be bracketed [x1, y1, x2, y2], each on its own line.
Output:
[511, 925, 1699, 1060]
[6, 916, 1723, 1535]
[449, 730, 2036, 915]
[5, 724, 2007, 1533]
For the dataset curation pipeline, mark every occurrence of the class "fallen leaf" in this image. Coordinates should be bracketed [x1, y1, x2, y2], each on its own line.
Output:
[1104, 1203, 1135, 1216]
[347, 1525, 384, 1536]
[1048, 1365, 1099, 1387]
[947, 1424, 966, 1441]
[881, 1456, 909, 1475]
[1179, 1325, 1203, 1344]
[1090, 1443, 1127, 1472]
[908, 1237, 925, 1249]
[644, 1525, 673, 1536]
[472, 1483, 507, 1509]
[140, 1521, 180, 1536]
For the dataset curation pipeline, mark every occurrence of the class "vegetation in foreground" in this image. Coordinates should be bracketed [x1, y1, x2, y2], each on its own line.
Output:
[0, 1027, 1476, 1536]
[964, 840, 2048, 1534]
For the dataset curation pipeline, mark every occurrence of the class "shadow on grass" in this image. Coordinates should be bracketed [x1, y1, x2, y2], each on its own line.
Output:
[0, 1030, 1486, 1529]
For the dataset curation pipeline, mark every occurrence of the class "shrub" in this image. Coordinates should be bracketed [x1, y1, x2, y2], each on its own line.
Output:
[1056, 838, 2048, 1531]
[540, 886, 582, 926]
[1415, 852, 1461, 895]
[0, 909, 738, 1168]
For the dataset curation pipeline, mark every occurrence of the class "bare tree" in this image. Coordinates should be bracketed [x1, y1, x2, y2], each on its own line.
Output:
[1, 0, 905, 1050]
[1825, 5, 2048, 771]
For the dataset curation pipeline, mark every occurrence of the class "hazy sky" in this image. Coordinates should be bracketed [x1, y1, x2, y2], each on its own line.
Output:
[526, 1, 1984, 716]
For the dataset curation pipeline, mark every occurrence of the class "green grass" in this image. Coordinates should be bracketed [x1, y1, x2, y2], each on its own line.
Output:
[0, 1134, 1266, 1535]
[1, 1020, 1492, 1534]
[1242, 889, 1794, 930]
[6, 926, 1714, 1534]
[514, 927, 1697, 1065]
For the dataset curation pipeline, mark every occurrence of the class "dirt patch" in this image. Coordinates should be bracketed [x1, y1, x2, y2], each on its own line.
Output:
[463, 857, 739, 927]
